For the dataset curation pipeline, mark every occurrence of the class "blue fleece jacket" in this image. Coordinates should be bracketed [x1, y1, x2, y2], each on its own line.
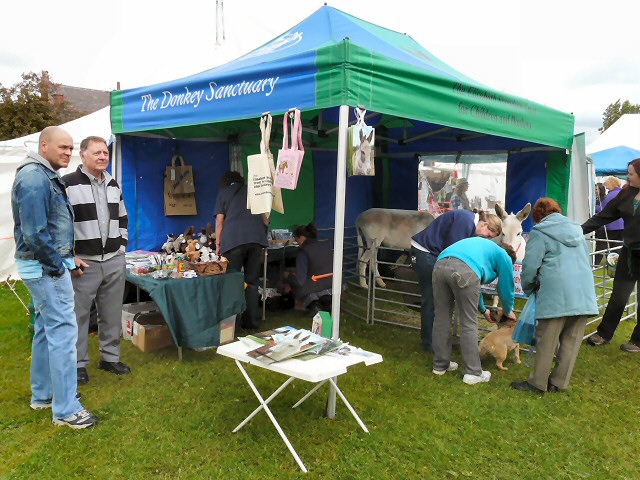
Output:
[412, 210, 476, 255]
[437, 237, 515, 314]
[521, 213, 598, 319]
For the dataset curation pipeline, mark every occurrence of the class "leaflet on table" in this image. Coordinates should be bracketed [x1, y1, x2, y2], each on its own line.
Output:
[243, 326, 343, 363]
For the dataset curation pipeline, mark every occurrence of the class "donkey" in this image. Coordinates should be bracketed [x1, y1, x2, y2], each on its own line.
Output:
[352, 128, 374, 175]
[356, 208, 435, 288]
[494, 203, 531, 263]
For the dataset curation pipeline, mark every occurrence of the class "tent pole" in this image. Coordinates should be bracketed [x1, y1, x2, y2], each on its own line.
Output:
[327, 104, 349, 419]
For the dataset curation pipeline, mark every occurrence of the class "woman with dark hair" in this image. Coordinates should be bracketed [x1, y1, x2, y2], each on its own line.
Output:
[582, 159, 640, 352]
[214, 171, 269, 329]
[289, 223, 334, 312]
[511, 198, 598, 394]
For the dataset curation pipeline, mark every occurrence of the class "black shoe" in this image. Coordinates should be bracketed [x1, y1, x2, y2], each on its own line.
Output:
[547, 382, 561, 393]
[77, 367, 89, 385]
[98, 361, 131, 375]
[511, 381, 545, 394]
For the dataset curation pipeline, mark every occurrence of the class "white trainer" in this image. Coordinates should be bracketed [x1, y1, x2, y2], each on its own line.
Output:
[432, 361, 459, 376]
[463, 370, 491, 385]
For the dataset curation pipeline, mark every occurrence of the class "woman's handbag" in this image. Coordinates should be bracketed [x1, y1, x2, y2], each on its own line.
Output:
[512, 294, 536, 346]
[274, 109, 304, 190]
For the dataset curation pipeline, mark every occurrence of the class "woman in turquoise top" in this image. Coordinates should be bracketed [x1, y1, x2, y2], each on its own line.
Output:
[512, 198, 598, 394]
[431, 237, 516, 385]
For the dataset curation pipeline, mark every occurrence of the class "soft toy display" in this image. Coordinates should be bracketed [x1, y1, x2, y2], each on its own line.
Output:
[185, 239, 201, 262]
[172, 234, 186, 253]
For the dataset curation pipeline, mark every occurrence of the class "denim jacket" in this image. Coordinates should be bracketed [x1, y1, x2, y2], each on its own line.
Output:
[12, 152, 75, 276]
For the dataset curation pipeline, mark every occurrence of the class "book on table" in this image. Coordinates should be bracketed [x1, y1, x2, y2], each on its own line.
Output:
[244, 326, 342, 363]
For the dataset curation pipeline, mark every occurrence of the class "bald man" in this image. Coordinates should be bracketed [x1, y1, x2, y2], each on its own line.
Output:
[11, 126, 98, 429]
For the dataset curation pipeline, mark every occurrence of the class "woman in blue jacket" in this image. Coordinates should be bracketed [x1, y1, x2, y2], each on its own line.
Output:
[512, 198, 598, 394]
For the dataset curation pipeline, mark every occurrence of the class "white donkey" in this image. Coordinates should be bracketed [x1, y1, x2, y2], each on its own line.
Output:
[494, 203, 531, 262]
[356, 208, 435, 288]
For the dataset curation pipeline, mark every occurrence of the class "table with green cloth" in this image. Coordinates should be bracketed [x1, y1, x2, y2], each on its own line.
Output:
[126, 271, 246, 349]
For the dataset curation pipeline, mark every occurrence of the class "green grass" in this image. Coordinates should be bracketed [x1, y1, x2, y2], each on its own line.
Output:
[1, 281, 639, 479]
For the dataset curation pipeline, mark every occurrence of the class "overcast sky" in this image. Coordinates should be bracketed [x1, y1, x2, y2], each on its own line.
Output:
[1, 0, 638, 145]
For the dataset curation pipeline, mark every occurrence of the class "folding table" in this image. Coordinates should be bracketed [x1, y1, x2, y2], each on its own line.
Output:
[216, 339, 383, 472]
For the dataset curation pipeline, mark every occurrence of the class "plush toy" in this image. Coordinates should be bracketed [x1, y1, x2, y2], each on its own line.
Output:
[172, 234, 186, 253]
[183, 225, 196, 242]
[161, 234, 175, 254]
[185, 239, 201, 262]
[199, 245, 213, 263]
[206, 222, 216, 247]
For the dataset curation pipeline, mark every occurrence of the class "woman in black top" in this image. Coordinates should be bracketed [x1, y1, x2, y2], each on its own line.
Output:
[582, 159, 640, 352]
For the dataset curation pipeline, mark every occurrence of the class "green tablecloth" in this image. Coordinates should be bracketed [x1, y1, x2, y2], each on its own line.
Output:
[126, 271, 246, 349]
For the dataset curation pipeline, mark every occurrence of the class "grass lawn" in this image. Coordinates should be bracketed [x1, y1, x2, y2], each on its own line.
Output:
[1, 281, 638, 479]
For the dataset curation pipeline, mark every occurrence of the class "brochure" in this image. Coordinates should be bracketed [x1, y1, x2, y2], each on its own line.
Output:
[244, 326, 342, 363]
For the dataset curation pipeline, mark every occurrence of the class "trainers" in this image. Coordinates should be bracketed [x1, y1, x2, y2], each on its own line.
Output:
[432, 361, 459, 375]
[620, 341, 640, 353]
[587, 333, 610, 346]
[77, 367, 89, 385]
[30, 400, 52, 411]
[52, 409, 98, 429]
[463, 370, 491, 385]
[30, 391, 82, 410]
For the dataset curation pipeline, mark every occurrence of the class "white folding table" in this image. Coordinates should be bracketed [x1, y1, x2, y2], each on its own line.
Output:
[216, 339, 383, 473]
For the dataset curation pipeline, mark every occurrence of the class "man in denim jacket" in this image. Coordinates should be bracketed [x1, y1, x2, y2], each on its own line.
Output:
[11, 126, 98, 429]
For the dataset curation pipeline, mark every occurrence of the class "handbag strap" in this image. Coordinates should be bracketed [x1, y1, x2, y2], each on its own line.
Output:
[281, 109, 304, 153]
[171, 154, 185, 167]
[260, 114, 272, 157]
[282, 112, 289, 150]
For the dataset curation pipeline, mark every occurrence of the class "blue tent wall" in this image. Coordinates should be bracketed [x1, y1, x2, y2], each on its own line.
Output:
[505, 151, 548, 232]
[121, 136, 229, 251]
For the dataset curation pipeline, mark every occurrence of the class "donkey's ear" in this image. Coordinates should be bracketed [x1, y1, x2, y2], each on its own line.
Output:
[366, 129, 374, 143]
[516, 203, 532, 222]
[494, 204, 507, 220]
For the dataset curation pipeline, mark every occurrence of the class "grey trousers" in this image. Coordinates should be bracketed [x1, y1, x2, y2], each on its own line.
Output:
[432, 258, 483, 376]
[528, 315, 587, 391]
[72, 254, 126, 367]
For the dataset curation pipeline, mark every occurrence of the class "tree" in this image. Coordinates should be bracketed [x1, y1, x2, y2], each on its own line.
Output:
[0, 71, 80, 141]
[599, 99, 640, 133]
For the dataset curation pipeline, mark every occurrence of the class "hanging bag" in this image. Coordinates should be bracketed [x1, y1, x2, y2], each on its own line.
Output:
[274, 109, 304, 190]
[512, 293, 536, 346]
[348, 106, 375, 176]
[247, 114, 284, 214]
[166, 154, 196, 195]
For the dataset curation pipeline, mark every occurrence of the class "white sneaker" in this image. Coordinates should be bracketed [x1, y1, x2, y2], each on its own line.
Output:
[463, 370, 491, 385]
[432, 361, 459, 375]
[52, 409, 98, 429]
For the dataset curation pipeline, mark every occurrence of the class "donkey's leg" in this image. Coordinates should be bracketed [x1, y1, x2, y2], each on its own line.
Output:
[359, 248, 370, 289]
[373, 240, 387, 288]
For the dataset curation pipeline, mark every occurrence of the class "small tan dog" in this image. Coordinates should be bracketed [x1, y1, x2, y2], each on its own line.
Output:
[479, 307, 521, 371]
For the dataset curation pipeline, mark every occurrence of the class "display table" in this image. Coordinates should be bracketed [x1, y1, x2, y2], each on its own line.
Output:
[217, 339, 383, 472]
[126, 271, 246, 356]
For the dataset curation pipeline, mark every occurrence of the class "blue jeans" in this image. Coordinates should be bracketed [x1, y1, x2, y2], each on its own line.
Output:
[24, 272, 83, 419]
[412, 247, 438, 351]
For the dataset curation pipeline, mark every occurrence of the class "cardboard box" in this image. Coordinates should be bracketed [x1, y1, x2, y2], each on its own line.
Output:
[219, 316, 236, 345]
[121, 301, 158, 341]
[132, 312, 174, 352]
[312, 311, 333, 338]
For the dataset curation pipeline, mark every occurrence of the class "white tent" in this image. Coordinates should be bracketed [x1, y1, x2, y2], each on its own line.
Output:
[586, 113, 640, 154]
[0, 107, 111, 280]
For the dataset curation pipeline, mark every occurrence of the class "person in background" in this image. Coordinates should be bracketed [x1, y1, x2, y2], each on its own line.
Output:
[511, 198, 598, 394]
[214, 171, 269, 330]
[582, 159, 640, 353]
[411, 209, 502, 352]
[288, 223, 334, 312]
[592, 182, 607, 265]
[449, 177, 471, 211]
[431, 237, 516, 385]
[62, 136, 130, 385]
[11, 126, 97, 429]
[595, 176, 625, 265]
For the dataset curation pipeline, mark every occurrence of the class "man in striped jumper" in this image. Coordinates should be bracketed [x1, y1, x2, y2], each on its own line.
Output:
[62, 136, 130, 384]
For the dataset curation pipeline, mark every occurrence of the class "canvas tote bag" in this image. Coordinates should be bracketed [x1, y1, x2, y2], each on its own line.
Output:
[166, 154, 196, 195]
[274, 109, 304, 190]
[348, 106, 375, 176]
[247, 114, 284, 215]
[164, 154, 197, 215]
